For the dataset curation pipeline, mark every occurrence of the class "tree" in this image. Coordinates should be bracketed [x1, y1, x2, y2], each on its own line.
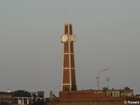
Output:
[124, 86, 131, 91]
[13, 90, 31, 97]
[71, 82, 77, 91]
[30, 93, 45, 105]
[102, 87, 108, 91]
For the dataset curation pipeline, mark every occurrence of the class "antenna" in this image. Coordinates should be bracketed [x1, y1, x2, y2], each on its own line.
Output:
[30, 73, 33, 92]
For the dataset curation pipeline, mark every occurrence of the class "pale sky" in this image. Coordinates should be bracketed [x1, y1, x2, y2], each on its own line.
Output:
[0, 0, 140, 97]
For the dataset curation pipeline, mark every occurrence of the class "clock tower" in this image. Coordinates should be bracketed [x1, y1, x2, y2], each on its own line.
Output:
[60, 24, 77, 91]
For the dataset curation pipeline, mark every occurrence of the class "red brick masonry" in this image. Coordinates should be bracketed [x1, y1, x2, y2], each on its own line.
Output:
[59, 91, 125, 101]
[0, 92, 13, 105]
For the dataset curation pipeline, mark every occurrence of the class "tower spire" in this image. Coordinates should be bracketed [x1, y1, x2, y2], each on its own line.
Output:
[60, 24, 77, 91]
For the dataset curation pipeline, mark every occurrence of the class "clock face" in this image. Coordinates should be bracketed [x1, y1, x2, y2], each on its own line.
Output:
[72, 35, 76, 42]
[61, 35, 68, 43]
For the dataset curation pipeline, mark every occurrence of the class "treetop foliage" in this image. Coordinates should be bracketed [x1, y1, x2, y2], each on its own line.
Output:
[13, 90, 31, 97]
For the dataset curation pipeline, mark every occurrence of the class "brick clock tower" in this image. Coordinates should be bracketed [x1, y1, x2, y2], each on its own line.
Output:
[60, 24, 77, 91]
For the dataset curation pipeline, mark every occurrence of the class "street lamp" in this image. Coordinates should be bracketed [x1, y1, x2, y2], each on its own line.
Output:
[96, 68, 109, 90]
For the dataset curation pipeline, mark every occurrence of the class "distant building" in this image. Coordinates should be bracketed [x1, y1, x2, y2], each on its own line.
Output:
[30, 91, 44, 97]
[0, 92, 13, 105]
[13, 91, 45, 105]
[14, 97, 30, 105]
[106, 89, 133, 97]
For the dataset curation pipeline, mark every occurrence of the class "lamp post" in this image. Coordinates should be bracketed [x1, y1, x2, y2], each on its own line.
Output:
[96, 68, 109, 90]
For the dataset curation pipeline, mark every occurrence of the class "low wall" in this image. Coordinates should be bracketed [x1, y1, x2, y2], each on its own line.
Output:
[59, 91, 125, 101]
[46, 100, 125, 105]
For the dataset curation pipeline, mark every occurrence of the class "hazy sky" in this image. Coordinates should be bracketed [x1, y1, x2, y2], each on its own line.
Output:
[0, 0, 140, 97]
